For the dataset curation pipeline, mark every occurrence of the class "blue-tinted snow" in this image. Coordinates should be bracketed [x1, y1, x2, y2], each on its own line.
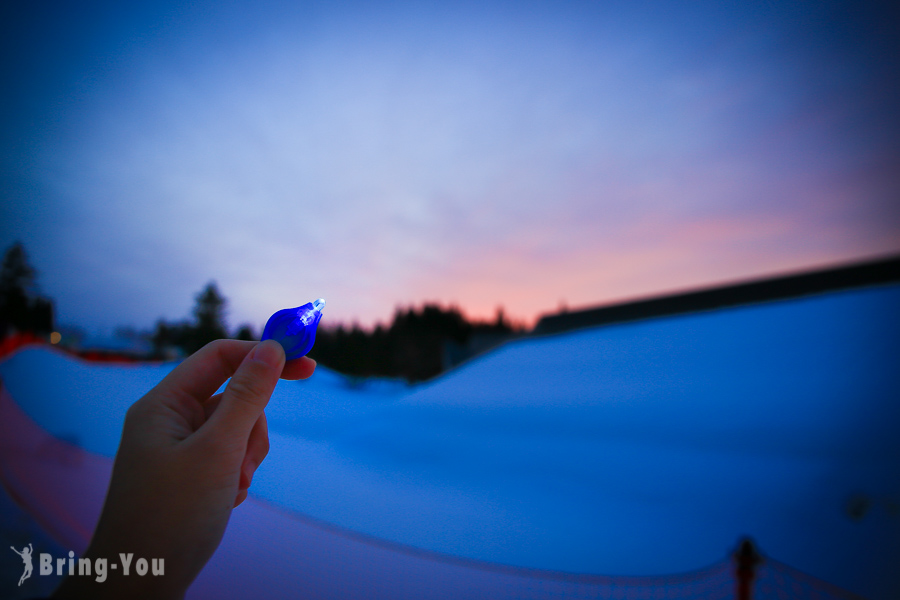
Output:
[1, 284, 898, 599]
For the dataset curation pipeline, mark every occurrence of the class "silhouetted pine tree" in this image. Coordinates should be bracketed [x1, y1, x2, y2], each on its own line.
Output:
[151, 281, 230, 356]
[235, 324, 257, 341]
[190, 282, 228, 352]
[0, 242, 54, 337]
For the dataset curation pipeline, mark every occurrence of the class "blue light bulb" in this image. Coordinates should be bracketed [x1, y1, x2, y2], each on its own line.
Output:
[261, 298, 326, 359]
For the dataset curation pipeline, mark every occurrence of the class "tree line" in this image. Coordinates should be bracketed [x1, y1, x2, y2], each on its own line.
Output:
[2, 242, 519, 381]
[310, 304, 517, 381]
[152, 282, 519, 381]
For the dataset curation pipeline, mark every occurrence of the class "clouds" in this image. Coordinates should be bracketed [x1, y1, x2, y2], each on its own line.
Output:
[2, 1, 898, 331]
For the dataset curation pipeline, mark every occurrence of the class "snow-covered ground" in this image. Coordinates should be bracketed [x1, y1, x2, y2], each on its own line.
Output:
[2, 283, 898, 599]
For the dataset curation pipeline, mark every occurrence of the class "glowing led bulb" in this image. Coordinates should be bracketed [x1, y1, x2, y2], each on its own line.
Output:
[261, 298, 326, 359]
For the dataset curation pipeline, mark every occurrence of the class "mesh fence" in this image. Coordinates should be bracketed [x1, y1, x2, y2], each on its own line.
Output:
[753, 558, 868, 600]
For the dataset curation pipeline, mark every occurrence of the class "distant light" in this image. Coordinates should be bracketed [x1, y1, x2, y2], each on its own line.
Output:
[50, 332, 62, 344]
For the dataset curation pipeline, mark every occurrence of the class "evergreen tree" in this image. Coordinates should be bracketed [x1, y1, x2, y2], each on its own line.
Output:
[188, 281, 228, 353]
[0, 242, 36, 297]
[234, 324, 257, 341]
[0, 242, 53, 336]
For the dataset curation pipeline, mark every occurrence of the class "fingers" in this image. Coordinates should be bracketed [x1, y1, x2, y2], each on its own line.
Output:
[156, 340, 257, 404]
[281, 356, 316, 380]
[203, 392, 223, 420]
[204, 340, 285, 442]
[155, 340, 315, 409]
[199, 360, 314, 422]
[239, 412, 269, 491]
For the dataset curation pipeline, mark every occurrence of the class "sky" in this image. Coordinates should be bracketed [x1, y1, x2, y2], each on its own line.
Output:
[1, 0, 899, 334]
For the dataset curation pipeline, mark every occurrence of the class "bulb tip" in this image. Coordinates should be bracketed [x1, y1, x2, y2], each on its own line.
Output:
[313, 298, 326, 312]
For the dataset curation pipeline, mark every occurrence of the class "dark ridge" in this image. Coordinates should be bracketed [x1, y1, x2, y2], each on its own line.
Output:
[533, 254, 900, 336]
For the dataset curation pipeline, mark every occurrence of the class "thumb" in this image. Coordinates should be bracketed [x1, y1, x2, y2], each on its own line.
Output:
[205, 340, 285, 442]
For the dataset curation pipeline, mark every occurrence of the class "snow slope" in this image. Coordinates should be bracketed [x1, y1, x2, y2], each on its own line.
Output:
[1, 283, 898, 599]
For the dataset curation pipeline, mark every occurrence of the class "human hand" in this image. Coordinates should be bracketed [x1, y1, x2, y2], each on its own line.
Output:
[54, 339, 315, 599]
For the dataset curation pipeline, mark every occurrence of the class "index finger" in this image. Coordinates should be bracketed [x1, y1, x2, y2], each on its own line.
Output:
[156, 339, 257, 403]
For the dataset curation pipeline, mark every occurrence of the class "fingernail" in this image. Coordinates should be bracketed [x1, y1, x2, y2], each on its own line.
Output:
[252, 340, 284, 368]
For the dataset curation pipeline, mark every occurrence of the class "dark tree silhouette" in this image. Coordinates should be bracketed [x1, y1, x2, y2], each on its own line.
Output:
[309, 303, 519, 382]
[148, 285, 517, 379]
[151, 281, 230, 356]
[235, 324, 257, 341]
[0, 242, 54, 337]
[191, 282, 228, 351]
[151, 319, 193, 357]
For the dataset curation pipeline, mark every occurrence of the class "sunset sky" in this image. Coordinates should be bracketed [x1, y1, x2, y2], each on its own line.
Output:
[2, 0, 898, 334]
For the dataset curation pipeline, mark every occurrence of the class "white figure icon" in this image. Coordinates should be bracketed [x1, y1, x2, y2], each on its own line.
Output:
[10, 544, 33, 586]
